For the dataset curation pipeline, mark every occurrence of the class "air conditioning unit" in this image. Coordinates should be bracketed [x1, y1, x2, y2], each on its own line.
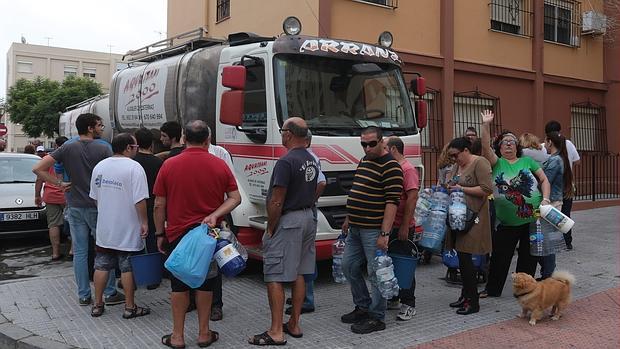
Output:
[582, 11, 607, 35]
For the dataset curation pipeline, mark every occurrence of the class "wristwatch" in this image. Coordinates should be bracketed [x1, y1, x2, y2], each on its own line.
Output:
[380, 231, 390, 237]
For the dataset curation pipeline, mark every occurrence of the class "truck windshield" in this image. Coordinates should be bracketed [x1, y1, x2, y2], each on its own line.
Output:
[274, 54, 417, 136]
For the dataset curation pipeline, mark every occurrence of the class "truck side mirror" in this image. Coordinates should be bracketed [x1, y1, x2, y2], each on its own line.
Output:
[415, 100, 428, 130]
[222, 66, 246, 90]
[410, 76, 426, 97]
[220, 90, 244, 127]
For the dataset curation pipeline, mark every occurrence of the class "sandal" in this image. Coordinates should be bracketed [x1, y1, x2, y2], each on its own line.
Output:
[91, 303, 105, 317]
[122, 305, 151, 319]
[51, 254, 64, 261]
[197, 330, 219, 347]
[161, 334, 186, 349]
[248, 331, 287, 346]
[283, 323, 303, 338]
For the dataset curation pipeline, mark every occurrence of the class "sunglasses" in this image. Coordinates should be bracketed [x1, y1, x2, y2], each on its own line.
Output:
[360, 140, 379, 148]
[448, 151, 461, 159]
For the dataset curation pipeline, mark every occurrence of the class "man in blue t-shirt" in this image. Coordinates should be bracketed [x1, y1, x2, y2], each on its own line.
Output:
[249, 117, 318, 346]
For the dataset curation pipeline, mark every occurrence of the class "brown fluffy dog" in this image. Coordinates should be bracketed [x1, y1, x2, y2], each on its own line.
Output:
[511, 271, 575, 325]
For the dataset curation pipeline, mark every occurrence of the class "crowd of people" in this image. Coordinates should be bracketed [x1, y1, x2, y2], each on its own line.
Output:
[28, 109, 579, 346]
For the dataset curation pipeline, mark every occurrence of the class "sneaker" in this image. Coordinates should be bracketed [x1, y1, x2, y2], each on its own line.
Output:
[78, 297, 92, 306]
[566, 243, 573, 251]
[104, 292, 125, 306]
[341, 307, 369, 324]
[387, 300, 400, 310]
[396, 304, 416, 321]
[351, 318, 386, 334]
[210, 306, 223, 321]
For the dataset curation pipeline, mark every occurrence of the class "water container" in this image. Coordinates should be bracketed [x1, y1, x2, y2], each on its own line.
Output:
[529, 218, 545, 256]
[332, 234, 347, 283]
[449, 189, 467, 231]
[419, 188, 449, 252]
[541, 219, 564, 255]
[414, 188, 433, 225]
[130, 252, 164, 287]
[539, 204, 574, 234]
[373, 250, 399, 299]
[213, 238, 246, 277]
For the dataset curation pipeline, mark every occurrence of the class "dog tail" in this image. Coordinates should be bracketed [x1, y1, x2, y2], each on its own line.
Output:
[551, 270, 575, 286]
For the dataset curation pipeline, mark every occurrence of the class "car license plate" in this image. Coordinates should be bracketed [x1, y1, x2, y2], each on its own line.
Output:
[0, 211, 39, 221]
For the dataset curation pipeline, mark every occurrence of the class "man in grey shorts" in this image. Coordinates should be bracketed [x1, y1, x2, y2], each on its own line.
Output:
[249, 117, 319, 346]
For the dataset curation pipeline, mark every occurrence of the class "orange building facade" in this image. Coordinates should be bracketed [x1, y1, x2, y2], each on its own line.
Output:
[167, 0, 619, 207]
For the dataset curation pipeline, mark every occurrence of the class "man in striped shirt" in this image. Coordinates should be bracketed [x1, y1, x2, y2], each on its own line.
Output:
[340, 126, 404, 334]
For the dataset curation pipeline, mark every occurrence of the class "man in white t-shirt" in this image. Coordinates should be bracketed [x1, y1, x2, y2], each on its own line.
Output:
[89, 133, 151, 319]
[543, 120, 580, 250]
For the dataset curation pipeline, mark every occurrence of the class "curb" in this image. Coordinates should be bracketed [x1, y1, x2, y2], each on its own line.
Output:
[0, 315, 81, 349]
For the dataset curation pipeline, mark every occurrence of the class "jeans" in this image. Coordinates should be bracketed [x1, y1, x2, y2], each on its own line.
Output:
[342, 226, 386, 321]
[540, 254, 556, 279]
[68, 207, 116, 299]
[303, 268, 318, 308]
[561, 198, 573, 246]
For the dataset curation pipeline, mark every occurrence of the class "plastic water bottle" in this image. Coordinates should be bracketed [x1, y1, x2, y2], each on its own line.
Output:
[449, 189, 467, 230]
[332, 234, 347, 283]
[414, 188, 433, 225]
[419, 187, 449, 251]
[541, 219, 564, 255]
[373, 250, 399, 299]
[539, 204, 574, 234]
[213, 238, 246, 277]
[529, 218, 544, 256]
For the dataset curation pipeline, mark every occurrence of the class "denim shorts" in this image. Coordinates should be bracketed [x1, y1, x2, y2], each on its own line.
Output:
[94, 248, 136, 273]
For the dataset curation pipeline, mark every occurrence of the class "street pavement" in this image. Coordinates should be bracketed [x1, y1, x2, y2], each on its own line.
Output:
[1, 206, 618, 349]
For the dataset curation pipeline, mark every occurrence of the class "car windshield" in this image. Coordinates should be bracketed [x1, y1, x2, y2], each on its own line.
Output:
[274, 54, 417, 136]
[0, 157, 39, 183]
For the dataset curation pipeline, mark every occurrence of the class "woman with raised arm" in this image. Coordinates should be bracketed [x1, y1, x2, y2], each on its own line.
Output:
[479, 110, 551, 298]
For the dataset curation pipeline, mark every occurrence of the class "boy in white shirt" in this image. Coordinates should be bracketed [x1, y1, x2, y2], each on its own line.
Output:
[89, 133, 150, 318]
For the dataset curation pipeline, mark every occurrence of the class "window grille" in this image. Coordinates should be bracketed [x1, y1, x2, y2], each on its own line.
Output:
[217, 0, 230, 22]
[83, 67, 96, 79]
[544, 0, 581, 46]
[453, 90, 502, 140]
[354, 0, 398, 9]
[570, 101, 606, 152]
[64, 65, 77, 77]
[489, 0, 534, 37]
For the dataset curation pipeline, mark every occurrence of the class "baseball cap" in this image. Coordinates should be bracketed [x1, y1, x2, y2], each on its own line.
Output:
[36, 145, 45, 152]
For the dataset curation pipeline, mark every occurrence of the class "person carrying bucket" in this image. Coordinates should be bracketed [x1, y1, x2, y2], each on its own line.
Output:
[384, 136, 420, 321]
[88, 133, 151, 319]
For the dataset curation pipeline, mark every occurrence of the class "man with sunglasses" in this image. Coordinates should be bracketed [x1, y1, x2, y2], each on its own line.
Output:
[340, 126, 404, 334]
[88, 133, 150, 318]
[34, 113, 124, 307]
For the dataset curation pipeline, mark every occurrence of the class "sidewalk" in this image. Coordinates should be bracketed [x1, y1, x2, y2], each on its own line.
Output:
[1, 206, 619, 349]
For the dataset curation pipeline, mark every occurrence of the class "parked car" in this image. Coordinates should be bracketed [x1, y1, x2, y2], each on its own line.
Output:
[0, 153, 47, 237]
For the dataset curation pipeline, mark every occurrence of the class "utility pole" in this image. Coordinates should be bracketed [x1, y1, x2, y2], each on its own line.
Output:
[44, 37, 53, 46]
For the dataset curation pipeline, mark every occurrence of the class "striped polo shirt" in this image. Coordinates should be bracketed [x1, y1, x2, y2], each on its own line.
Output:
[346, 153, 404, 228]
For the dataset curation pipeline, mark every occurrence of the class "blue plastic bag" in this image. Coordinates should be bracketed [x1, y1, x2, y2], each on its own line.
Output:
[164, 224, 217, 288]
[442, 248, 487, 270]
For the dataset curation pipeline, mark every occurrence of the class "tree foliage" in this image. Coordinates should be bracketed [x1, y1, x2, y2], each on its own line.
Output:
[6, 76, 103, 138]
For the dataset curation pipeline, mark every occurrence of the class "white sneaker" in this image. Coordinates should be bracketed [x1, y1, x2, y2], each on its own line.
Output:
[397, 304, 416, 321]
[387, 300, 400, 310]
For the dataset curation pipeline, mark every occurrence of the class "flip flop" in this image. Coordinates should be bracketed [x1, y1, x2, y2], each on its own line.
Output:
[161, 334, 186, 349]
[248, 331, 287, 346]
[283, 323, 303, 338]
[197, 330, 219, 347]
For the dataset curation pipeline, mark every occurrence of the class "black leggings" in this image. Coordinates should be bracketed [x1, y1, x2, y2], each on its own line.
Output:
[485, 223, 537, 296]
[457, 251, 478, 306]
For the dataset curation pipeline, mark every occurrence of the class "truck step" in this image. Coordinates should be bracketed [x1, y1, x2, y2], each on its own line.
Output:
[248, 216, 268, 230]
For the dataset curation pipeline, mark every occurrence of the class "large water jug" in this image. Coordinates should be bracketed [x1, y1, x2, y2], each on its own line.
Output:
[539, 204, 574, 234]
[414, 188, 433, 226]
[541, 219, 564, 255]
[529, 218, 545, 257]
[419, 188, 449, 251]
[213, 238, 246, 277]
[372, 250, 399, 299]
[449, 189, 467, 231]
[332, 234, 347, 283]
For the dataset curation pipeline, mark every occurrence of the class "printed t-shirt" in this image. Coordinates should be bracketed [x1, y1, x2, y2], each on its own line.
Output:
[267, 147, 318, 212]
[492, 156, 542, 226]
[153, 147, 238, 242]
[50, 139, 112, 208]
[89, 157, 149, 251]
[393, 160, 420, 228]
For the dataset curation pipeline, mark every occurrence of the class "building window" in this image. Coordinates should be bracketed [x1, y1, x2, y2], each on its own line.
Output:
[83, 67, 96, 79]
[544, 0, 581, 46]
[64, 65, 78, 77]
[489, 0, 533, 37]
[353, 0, 398, 9]
[17, 61, 33, 74]
[453, 90, 502, 139]
[571, 102, 606, 152]
[217, 0, 230, 22]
